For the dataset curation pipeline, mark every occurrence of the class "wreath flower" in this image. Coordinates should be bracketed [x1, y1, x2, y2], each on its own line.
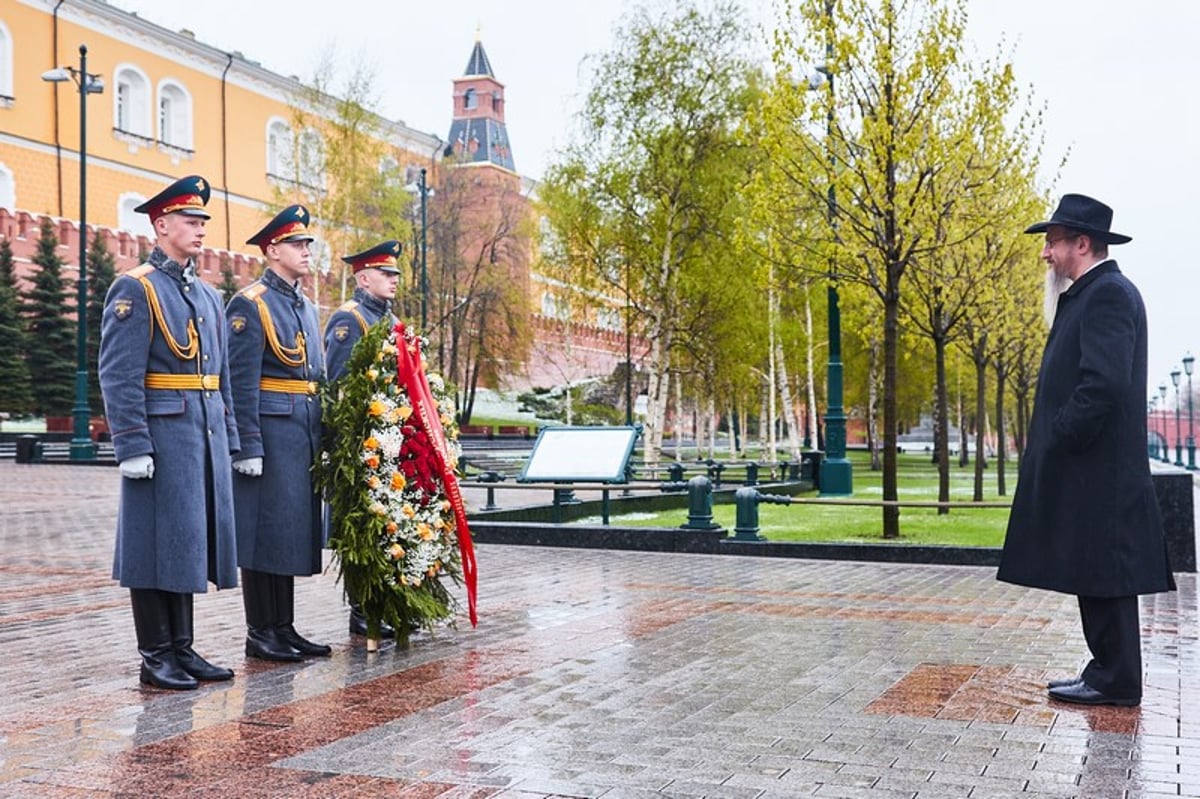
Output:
[317, 321, 477, 642]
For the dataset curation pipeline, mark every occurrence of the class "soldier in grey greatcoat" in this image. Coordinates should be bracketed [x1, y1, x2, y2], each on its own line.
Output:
[323, 239, 402, 638]
[228, 205, 330, 662]
[999, 194, 1175, 707]
[99, 175, 239, 690]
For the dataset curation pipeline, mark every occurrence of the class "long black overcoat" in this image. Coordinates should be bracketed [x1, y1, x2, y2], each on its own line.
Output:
[998, 261, 1175, 597]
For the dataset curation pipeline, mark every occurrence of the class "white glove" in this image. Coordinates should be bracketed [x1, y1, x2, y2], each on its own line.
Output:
[119, 454, 155, 480]
[232, 457, 263, 477]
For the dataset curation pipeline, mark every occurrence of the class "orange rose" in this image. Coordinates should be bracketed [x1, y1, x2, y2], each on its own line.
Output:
[417, 522, 434, 541]
[365, 455, 380, 469]
[401, 504, 416, 518]
[367, 475, 381, 489]
[363, 436, 379, 450]
[386, 521, 398, 533]
[388, 543, 405, 560]
[368, 399, 385, 417]
[391, 472, 407, 490]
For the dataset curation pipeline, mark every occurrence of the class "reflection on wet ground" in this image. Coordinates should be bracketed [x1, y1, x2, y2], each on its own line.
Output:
[1, 462, 1197, 797]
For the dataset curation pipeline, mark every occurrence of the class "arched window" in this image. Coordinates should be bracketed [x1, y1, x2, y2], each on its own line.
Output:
[113, 64, 152, 139]
[0, 161, 15, 211]
[157, 80, 192, 150]
[117, 193, 154, 241]
[0, 20, 13, 105]
[296, 127, 325, 190]
[266, 117, 293, 178]
[463, 88, 477, 110]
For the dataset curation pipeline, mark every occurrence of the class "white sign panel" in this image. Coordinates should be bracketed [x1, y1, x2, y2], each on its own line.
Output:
[519, 426, 639, 483]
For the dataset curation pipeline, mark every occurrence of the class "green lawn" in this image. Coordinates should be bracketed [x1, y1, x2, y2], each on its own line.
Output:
[600, 450, 1014, 546]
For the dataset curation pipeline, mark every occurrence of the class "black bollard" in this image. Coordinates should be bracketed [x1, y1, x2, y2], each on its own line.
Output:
[680, 476, 721, 530]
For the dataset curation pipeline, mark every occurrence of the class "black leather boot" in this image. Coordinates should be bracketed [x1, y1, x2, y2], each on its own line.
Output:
[274, 574, 331, 657]
[168, 592, 234, 681]
[130, 589, 198, 690]
[349, 604, 395, 639]
[242, 569, 302, 662]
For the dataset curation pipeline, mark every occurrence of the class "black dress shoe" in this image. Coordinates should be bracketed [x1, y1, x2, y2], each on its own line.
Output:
[1047, 676, 1083, 690]
[278, 625, 332, 657]
[1048, 681, 1140, 707]
[348, 607, 395, 639]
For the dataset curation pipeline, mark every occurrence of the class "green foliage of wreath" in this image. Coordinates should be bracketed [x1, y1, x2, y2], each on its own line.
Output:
[315, 320, 462, 642]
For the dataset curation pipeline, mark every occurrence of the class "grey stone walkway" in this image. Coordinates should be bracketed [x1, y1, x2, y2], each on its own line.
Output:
[1, 461, 1197, 798]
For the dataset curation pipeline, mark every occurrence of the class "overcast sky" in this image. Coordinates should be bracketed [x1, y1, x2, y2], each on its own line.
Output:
[108, 0, 1200, 400]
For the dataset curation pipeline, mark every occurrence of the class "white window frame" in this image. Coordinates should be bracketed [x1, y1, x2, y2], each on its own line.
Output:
[0, 161, 15, 210]
[0, 20, 13, 105]
[156, 79, 193, 151]
[266, 116, 293, 179]
[113, 63, 152, 140]
[296, 126, 325, 190]
[117, 192, 154, 241]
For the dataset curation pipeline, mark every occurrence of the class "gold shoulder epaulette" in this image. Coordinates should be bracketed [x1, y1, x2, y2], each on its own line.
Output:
[239, 282, 268, 300]
[337, 300, 360, 313]
[126, 264, 155, 279]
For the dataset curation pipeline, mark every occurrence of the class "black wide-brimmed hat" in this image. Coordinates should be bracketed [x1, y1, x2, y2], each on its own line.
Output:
[1024, 193, 1131, 244]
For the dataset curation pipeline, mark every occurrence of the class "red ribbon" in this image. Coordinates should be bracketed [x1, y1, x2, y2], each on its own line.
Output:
[392, 323, 477, 626]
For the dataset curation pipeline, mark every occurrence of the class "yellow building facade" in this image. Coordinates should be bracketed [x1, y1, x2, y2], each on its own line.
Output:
[0, 0, 440, 294]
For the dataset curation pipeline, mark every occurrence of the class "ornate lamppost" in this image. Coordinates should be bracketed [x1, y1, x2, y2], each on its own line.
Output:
[1159, 382, 1170, 463]
[1185, 353, 1196, 470]
[42, 45, 103, 460]
[1171, 369, 1183, 466]
[806, 0, 851, 495]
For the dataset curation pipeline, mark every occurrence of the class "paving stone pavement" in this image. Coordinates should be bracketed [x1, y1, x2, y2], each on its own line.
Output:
[1, 460, 1198, 798]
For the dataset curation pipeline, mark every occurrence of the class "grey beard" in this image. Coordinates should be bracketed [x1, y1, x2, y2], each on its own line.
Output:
[1043, 268, 1072, 328]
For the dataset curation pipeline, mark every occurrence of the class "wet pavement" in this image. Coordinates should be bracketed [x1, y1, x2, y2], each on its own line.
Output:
[1, 460, 1198, 798]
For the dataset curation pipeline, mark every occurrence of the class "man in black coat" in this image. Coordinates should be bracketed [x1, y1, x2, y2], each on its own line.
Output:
[998, 193, 1175, 707]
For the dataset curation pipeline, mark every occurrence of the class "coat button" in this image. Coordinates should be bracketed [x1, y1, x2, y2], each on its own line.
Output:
[207, 429, 213, 436]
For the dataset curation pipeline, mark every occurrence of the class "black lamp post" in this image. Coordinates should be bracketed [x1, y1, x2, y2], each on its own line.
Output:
[1171, 369, 1183, 467]
[807, 0, 851, 495]
[1184, 353, 1196, 470]
[1147, 399, 1157, 459]
[417, 167, 430, 331]
[1159, 382, 1169, 463]
[43, 45, 103, 461]
[624, 260, 633, 427]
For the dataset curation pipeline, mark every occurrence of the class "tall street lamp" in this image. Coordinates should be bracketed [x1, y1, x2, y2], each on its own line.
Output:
[1147, 399, 1157, 459]
[43, 44, 103, 461]
[807, 0, 851, 496]
[1185, 353, 1196, 470]
[624, 259, 633, 427]
[1171, 368, 1183, 467]
[1159, 382, 1170, 463]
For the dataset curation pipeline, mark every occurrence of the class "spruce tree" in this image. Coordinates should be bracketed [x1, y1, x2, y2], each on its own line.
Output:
[23, 218, 77, 418]
[217, 253, 240, 303]
[0, 239, 34, 416]
[86, 232, 117, 411]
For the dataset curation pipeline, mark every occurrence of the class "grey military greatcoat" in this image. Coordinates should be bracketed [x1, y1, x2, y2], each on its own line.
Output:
[99, 248, 240, 593]
[227, 270, 325, 575]
[323, 288, 395, 382]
